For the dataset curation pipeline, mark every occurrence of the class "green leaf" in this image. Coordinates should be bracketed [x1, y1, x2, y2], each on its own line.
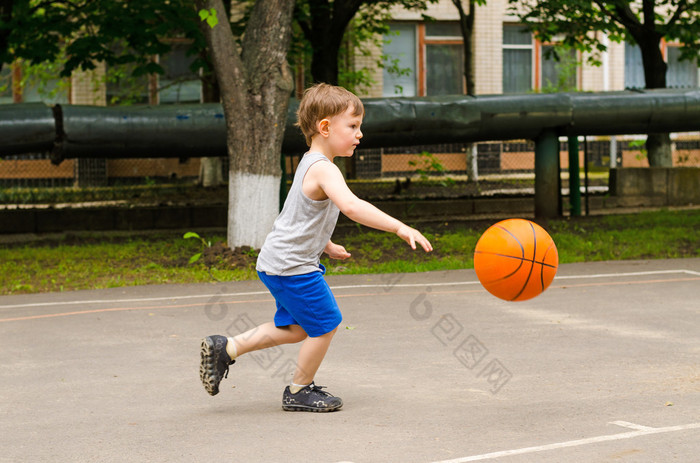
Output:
[183, 232, 201, 240]
[198, 8, 218, 28]
[188, 253, 202, 264]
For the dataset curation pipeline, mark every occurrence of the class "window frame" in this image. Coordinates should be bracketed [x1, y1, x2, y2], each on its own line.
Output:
[664, 41, 699, 89]
[502, 23, 535, 94]
[538, 41, 580, 91]
[384, 21, 465, 97]
[502, 23, 580, 94]
[626, 39, 699, 89]
[155, 39, 203, 105]
[419, 22, 465, 96]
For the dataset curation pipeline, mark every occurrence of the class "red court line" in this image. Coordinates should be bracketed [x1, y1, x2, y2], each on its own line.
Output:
[0, 298, 273, 323]
[0, 276, 697, 324]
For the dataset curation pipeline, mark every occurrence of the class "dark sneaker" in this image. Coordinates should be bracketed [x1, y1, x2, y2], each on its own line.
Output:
[282, 383, 343, 412]
[199, 335, 235, 396]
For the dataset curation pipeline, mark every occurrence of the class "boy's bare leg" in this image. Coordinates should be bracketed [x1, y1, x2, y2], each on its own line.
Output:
[292, 327, 337, 385]
[200, 323, 307, 397]
[281, 327, 342, 412]
[230, 322, 307, 358]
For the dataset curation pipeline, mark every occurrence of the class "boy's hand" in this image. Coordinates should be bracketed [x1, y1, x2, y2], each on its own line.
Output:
[397, 225, 433, 252]
[325, 241, 352, 260]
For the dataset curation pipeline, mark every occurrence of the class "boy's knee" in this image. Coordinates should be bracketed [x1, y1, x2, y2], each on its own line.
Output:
[292, 327, 309, 343]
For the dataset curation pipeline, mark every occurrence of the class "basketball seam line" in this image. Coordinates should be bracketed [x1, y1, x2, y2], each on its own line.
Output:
[511, 222, 536, 301]
[473, 251, 558, 269]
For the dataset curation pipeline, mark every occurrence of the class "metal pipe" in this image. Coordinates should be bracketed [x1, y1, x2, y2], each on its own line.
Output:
[3, 88, 700, 220]
[3, 89, 700, 159]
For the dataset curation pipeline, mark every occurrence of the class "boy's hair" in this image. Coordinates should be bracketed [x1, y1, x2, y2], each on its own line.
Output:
[296, 83, 364, 147]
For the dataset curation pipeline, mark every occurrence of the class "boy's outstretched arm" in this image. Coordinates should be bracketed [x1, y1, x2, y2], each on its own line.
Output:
[312, 162, 433, 252]
[324, 240, 352, 260]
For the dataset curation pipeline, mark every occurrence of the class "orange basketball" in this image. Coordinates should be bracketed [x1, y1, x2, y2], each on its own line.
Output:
[474, 219, 558, 301]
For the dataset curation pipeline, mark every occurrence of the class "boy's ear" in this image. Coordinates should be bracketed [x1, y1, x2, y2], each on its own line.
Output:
[317, 118, 330, 137]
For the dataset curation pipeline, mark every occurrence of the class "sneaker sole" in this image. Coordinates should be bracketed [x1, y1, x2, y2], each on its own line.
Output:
[282, 403, 343, 413]
[199, 337, 220, 396]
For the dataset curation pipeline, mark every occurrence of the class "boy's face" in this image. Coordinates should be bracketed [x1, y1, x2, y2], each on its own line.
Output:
[324, 104, 363, 157]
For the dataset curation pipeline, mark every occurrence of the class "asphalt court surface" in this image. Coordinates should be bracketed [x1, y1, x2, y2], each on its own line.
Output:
[1, 258, 699, 462]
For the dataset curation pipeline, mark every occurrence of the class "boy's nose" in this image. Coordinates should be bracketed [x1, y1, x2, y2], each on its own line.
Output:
[357, 129, 363, 139]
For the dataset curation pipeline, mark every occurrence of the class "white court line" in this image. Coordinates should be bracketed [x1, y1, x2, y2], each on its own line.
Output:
[0, 269, 697, 310]
[555, 269, 700, 279]
[430, 421, 700, 463]
[610, 420, 655, 431]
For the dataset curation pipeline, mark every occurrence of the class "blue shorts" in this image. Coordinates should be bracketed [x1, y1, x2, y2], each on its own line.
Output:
[257, 265, 342, 338]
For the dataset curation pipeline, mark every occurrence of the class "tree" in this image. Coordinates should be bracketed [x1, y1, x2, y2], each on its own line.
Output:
[451, 0, 485, 97]
[296, 0, 435, 85]
[196, 0, 295, 249]
[0, 1, 198, 76]
[1, 1, 230, 185]
[510, 0, 700, 167]
[451, 0, 485, 183]
[0, 1, 216, 105]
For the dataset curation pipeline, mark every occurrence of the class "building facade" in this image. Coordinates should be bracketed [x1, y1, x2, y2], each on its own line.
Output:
[3, 0, 698, 105]
[358, 0, 697, 99]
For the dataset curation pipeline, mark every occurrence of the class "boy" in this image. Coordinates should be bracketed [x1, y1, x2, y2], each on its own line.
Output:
[200, 83, 432, 412]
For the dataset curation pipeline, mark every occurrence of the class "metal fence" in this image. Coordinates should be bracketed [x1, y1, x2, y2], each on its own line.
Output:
[0, 155, 200, 189]
[2, 136, 700, 204]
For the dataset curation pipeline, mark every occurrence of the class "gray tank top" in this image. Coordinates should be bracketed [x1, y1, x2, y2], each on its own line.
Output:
[256, 152, 340, 276]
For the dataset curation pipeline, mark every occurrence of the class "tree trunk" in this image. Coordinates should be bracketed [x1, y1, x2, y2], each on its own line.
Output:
[305, 0, 361, 85]
[198, 47, 225, 187]
[645, 132, 672, 166]
[453, 0, 477, 181]
[311, 45, 340, 85]
[453, 0, 476, 96]
[196, 0, 295, 249]
[636, 29, 673, 166]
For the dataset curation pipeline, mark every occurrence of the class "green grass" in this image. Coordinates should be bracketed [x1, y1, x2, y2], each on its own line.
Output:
[1, 209, 698, 295]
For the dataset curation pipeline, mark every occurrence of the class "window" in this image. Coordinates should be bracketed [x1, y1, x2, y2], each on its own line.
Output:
[624, 42, 645, 89]
[502, 24, 533, 93]
[383, 21, 464, 97]
[105, 42, 151, 105]
[541, 45, 577, 91]
[503, 25, 578, 93]
[666, 45, 698, 88]
[2, 61, 69, 104]
[383, 23, 417, 97]
[21, 79, 69, 104]
[426, 44, 464, 95]
[424, 22, 464, 96]
[158, 43, 202, 104]
[626, 41, 699, 89]
[0, 65, 12, 104]
[106, 42, 201, 105]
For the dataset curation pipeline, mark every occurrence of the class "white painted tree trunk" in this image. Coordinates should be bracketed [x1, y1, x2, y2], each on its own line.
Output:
[227, 171, 280, 249]
[197, 0, 295, 249]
